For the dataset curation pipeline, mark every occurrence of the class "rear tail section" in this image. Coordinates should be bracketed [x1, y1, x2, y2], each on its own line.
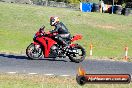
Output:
[71, 34, 82, 42]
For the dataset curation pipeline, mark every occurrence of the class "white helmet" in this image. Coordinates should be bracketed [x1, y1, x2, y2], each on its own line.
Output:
[50, 17, 59, 26]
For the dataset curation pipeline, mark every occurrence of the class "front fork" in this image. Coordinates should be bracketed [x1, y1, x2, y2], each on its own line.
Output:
[35, 45, 40, 49]
[33, 42, 41, 52]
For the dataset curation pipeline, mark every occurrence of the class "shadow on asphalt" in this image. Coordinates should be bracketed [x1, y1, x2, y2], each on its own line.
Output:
[0, 54, 28, 59]
[0, 53, 68, 62]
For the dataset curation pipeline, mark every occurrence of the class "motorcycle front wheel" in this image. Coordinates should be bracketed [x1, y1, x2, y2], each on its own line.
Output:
[26, 43, 43, 60]
[68, 44, 86, 63]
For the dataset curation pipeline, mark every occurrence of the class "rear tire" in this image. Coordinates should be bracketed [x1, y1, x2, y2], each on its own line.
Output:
[68, 44, 86, 63]
[26, 43, 43, 60]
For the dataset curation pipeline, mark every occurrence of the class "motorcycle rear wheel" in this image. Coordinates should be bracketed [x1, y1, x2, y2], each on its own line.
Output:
[68, 44, 86, 63]
[26, 43, 43, 60]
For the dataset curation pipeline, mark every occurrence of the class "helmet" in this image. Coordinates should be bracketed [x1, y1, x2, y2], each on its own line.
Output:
[50, 17, 59, 26]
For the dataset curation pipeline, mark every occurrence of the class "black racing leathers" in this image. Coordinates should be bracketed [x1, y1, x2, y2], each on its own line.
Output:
[50, 22, 70, 46]
[50, 22, 69, 34]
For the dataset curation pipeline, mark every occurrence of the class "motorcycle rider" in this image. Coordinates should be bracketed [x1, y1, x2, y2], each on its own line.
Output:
[49, 17, 71, 49]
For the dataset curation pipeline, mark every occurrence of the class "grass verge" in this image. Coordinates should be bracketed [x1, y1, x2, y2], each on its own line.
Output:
[0, 2, 132, 60]
[0, 74, 132, 88]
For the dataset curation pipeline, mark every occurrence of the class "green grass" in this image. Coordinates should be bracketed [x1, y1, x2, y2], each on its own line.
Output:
[0, 2, 132, 60]
[0, 74, 132, 88]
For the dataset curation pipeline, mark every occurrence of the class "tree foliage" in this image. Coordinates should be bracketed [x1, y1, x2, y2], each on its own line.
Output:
[103, 0, 131, 5]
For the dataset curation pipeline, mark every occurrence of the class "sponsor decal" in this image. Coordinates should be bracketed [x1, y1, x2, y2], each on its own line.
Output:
[76, 67, 131, 85]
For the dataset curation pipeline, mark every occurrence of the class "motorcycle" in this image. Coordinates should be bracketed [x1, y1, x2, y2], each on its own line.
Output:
[26, 26, 86, 63]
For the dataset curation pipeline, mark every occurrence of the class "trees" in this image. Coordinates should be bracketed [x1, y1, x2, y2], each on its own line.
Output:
[68, 0, 80, 3]
[103, 0, 131, 5]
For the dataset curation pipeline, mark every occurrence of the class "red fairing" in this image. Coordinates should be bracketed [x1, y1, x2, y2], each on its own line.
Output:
[69, 44, 76, 47]
[71, 34, 82, 42]
[33, 42, 39, 45]
[32, 31, 82, 58]
[35, 32, 40, 36]
[35, 31, 43, 37]
[35, 36, 57, 58]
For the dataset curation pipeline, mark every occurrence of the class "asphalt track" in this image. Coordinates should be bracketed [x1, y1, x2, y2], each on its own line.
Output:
[0, 53, 132, 77]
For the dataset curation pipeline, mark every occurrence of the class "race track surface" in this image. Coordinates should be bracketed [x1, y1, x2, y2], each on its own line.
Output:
[0, 53, 132, 76]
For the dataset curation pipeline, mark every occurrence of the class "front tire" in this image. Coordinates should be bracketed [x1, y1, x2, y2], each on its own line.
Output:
[68, 44, 86, 63]
[26, 43, 43, 60]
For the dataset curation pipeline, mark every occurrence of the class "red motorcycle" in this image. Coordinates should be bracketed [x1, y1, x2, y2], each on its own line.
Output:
[26, 26, 86, 63]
